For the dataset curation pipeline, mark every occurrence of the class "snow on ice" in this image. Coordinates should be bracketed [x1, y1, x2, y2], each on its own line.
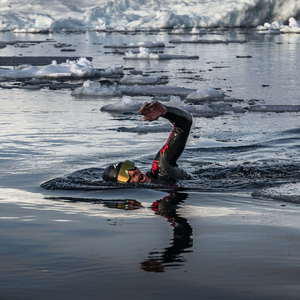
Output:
[101, 96, 141, 113]
[124, 47, 199, 60]
[0, 58, 123, 80]
[0, 0, 299, 32]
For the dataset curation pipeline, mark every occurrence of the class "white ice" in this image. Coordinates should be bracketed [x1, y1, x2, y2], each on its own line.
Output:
[0, 58, 123, 80]
[119, 74, 167, 85]
[125, 47, 160, 60]
[124, 47, 199, 60]
[256, 17, 300, 33]
[1, 0, 299, 32]
[186, 86, 225, 102]
[106, 41, 165, 48]
[280, 17, 300, 33]
[101, 96, 141, 113]
[72, 80, 121, 97]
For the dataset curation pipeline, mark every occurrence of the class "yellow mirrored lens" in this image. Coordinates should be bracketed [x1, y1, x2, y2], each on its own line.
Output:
[117, 160, 135, 183]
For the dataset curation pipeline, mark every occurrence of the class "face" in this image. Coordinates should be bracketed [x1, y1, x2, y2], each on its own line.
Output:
[127, 167, 151, 183]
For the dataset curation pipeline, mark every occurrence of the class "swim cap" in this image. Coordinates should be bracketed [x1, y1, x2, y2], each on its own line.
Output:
[102, 160, 135, 183]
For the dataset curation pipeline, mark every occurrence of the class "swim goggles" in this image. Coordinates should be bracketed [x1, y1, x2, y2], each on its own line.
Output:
[117, 160, 136, 183]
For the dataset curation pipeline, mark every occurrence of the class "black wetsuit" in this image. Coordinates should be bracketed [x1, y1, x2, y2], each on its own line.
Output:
[147, 106, 193, 181]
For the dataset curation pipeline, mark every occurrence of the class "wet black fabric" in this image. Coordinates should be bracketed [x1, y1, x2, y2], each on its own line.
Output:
[148, 106, 193, 181]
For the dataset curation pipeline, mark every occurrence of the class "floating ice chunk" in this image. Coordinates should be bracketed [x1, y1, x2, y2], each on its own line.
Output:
[101, 96, 141, 113]
[39, 57, 96, 78]
[186, 86, 225, 102]
[256, 20, 284, 31]
[124, 47, 199, 60]
[168, 95, 183, 107]
[119, 74, 167, 85]
[257, 30, 280, 35]
[288, 17, 300, 28]
[122, 41, 165, 48]
[83, 80, 100, 89]
[72, 80, 121, 97]
[13, 28, 27, 33]
[136, 41, 164, 47]
[106, 41, 165, 49]
[98, 66, 124, 77]
[255, 20, 283, 34]
[190, 27, 204, 35]
[170, 28, 187, 35]
[0, 58, 120, 80]
[280, 17, 300, 33]
[0, 57, 96, 79]
[255, 25, 267, 31]
[13, 27, 49, 34]
[125, 47, 160, 59]
[167, 95, 192, 112]
[256, 18, 300, 33]
[0, 64, 39, 79]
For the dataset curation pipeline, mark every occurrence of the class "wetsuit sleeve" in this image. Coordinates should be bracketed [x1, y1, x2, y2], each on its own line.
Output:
[161, 106, 192, 165]
[150, 106, 192, 179]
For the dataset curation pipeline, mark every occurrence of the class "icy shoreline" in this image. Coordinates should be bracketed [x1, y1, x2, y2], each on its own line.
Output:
[0, 0, 299, 32]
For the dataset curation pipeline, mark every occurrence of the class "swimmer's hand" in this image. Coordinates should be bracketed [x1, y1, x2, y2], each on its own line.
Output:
[138, 101, 167, 121]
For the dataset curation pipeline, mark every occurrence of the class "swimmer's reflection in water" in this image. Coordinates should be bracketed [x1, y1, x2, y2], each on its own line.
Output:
[141, 192, 193, 273]
[47, 192, 192, 272]
[103, 199, 142, 210]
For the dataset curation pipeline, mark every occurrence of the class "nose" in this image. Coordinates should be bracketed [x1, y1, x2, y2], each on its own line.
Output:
[127, 169, 137, 177]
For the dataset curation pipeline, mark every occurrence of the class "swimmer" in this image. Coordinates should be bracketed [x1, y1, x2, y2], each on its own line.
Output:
[102, 101, 193, 183]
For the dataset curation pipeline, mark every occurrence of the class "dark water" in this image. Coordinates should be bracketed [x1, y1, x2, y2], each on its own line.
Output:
[1, 190, 300, 300]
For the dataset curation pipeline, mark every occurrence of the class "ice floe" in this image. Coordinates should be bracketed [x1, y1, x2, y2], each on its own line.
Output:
[70, 80, 196, 98]
[256, 17, 300, 33]
[186, 86, 225, 102]
[71, 80, 121, 97]
[280, 17, 300, 33]
[104, 41, 165, 49]
[0, 58, 122, 80]
[0, 57, 95, 79]
[255, 20, 284, 31]
[0, 57, 123, 79]
[124, 47, 199, 60]
[101, 96, 141, 113]
[119, 74, 168, 85]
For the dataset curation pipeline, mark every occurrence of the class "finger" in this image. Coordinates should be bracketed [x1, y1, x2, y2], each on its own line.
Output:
[142, 115, 153, 121]
[138, 103, 147, 111]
